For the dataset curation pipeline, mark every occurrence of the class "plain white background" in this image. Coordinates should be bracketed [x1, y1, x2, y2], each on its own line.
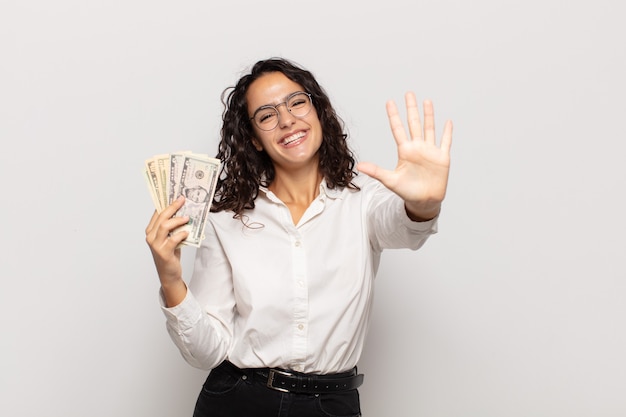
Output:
[1, 0, 625, 416]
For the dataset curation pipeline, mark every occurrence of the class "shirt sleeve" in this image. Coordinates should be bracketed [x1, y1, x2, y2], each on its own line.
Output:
[365, 180, 439, 253]
[159, 218, 235, 371]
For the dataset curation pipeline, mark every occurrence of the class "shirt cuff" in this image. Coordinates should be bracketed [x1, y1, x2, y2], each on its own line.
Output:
[159, 288, 203, 332]
[398, 199, 440, 233]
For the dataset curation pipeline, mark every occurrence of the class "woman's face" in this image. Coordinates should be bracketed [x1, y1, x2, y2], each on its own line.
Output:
[246, 71, 323, 172]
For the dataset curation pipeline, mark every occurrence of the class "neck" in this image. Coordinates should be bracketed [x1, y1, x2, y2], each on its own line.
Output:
[269, 165, 323, 206]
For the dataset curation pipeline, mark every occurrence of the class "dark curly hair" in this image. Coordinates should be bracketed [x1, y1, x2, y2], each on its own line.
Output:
[211, 57, 358, 219]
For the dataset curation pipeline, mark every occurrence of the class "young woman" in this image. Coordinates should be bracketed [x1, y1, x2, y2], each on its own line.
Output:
[145, 57, 452, 417]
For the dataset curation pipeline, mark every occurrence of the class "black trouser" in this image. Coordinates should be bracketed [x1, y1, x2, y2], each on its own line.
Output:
[193, 361, 362, 417]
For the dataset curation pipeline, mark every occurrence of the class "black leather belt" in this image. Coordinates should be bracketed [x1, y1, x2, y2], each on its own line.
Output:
[254, 367, 364, 394]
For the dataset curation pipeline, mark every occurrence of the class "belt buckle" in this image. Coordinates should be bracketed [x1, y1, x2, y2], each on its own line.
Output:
[266, 369, 293, 392]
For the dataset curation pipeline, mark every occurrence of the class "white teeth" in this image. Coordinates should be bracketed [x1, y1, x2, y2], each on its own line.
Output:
[282, 132, 305, 145]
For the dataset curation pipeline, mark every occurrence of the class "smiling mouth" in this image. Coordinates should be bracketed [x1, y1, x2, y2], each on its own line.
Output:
[280, 131, 306, 146]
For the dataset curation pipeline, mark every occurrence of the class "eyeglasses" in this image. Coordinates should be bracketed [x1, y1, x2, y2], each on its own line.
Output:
[249, 92, 313, 131]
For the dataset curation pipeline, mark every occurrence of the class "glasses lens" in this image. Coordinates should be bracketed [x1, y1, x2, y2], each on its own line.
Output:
[287, 93, 312, 117]
[254, 108, 279, 130]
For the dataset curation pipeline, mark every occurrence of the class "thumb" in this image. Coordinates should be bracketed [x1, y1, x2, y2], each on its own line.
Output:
[357, 161, 393, 185]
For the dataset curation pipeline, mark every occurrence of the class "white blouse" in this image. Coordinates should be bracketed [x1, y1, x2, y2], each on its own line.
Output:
[160, 174, 438, 374]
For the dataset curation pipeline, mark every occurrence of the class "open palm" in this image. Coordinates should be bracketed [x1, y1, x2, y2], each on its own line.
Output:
[357, 92, 452, 218]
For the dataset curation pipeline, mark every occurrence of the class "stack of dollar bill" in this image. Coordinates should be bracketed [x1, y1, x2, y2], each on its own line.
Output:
[144, 152, 221, 247]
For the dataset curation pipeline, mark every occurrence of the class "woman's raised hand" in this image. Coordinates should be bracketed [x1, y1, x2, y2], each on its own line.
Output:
[357, 92, 452, 221]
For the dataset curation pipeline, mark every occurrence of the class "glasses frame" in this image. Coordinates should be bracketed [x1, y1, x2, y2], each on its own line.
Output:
[249, 91, 313, 131]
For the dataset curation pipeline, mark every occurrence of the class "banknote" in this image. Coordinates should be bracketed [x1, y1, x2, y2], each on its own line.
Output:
[168, 152, 187, 206]
[144, 152, 221, 247]
[155, 154, 170, 211]
[145, 157, 165, 212]
[143, 169, 161, 212]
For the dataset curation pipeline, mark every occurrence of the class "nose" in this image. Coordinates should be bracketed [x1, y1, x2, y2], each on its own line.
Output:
[276, 104, 296, 128]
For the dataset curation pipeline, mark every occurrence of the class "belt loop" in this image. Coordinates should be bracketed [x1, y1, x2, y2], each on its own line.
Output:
[223, 360, 253, 382]
[241, 366, 253, 381]
[302, 375, 312, 391]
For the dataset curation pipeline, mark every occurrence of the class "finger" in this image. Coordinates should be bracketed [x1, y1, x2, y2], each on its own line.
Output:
[423, 100, 436, 145]
[357, 161, 395, 187]
[150, 196, 187, 242]
[167, 228, 190, 249]
[145, 210, 159, 235]
[149, 217, 190, 263]
[405, 92, 423, 141]
[386, 99, 408, 146]
[356, 161, 378, 177]
[156, 214, 190, 244]
[159, 195, 186, 220]
[440, 120, 453, 154]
